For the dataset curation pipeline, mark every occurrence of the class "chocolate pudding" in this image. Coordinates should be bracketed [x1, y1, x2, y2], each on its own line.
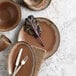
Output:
[8, 42, 35, 76]
[18, 18, 60, 58]
[0, 0, 21, 31]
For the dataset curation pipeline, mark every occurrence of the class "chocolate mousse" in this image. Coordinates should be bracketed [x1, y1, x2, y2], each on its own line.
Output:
[18, 16, 60, 59]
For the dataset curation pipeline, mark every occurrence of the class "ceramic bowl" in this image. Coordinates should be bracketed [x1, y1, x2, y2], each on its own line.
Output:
[23, 0, 51, 11]
[0, 0, 21, 31]
[0, 34, 11, 51]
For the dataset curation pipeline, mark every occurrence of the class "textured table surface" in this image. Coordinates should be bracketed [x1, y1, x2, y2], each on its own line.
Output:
[0, 0, 76, 76]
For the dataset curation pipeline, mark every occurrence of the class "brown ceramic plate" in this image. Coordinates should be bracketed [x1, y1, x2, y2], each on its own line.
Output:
[18, 18, 60, 59]
[8, 42, 35, 76]
[0, 0, 21, 31]
[23, 0, 51, 11]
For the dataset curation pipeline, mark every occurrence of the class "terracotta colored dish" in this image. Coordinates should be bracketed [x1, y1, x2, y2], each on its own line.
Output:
[18, 18, 60, 59]
[8, 42, 35, 76]
[0, 34, 11, 51]
[0, 0, 21, 31]
[23, 0, 51, 11]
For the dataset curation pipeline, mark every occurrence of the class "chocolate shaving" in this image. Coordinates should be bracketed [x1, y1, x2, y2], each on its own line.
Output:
[24, 15, 44, 47]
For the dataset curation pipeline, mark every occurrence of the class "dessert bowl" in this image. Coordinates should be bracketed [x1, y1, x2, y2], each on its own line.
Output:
[23, 0, 51, 11]
[18, 17, 60, 59]
[0, 0, 21, 31]
[0, 34, 11, 51]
